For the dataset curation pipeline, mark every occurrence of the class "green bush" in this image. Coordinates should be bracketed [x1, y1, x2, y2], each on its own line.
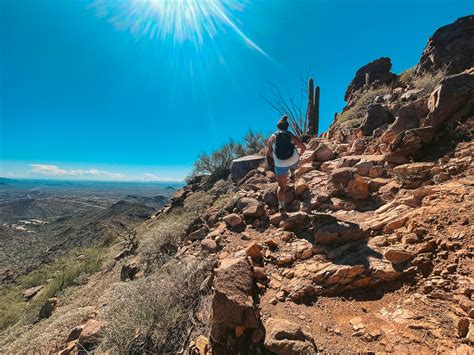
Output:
[0, 247, 105, 330]
[0, 287, 26, 331]
[189, 130, 266, 183]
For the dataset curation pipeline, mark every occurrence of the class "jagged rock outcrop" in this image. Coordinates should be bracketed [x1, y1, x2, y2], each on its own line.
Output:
[417, 15, 474, 75]
[210, 256, 262, 352]
[344, 57, 397, 103]
[422, 68, 474, 129]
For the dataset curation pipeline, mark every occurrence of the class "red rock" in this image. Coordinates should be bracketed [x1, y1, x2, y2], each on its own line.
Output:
[280, 212, 310, 232]
[78, 319, 104, 348]
[22, 285, 44, 300]
[294, 179, 309, 195]
[245, 242, 263, 260]
[384, 248, 415, 264]
[347, 176, 370, 200]
[223, 213, 243, 227]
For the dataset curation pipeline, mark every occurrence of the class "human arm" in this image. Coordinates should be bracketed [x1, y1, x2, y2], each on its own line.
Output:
[266, 136, 275, 169]
[291, 135, 306, 155]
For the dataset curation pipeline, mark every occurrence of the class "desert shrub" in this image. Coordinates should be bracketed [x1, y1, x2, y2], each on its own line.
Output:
[139, 210, 195, 267]
[188, 130, 266, 184]
[0, 247, 105, 330]
[183, 191, 215, 214]
[398, 66, 416, 86]
[0, 287, 26, 331]
[189, 139, 245, 182]
[412, 68, 447, 96]
[336, 85, 392, 127]
[100, 258, 213, 353]
[139, 191, 214, 269]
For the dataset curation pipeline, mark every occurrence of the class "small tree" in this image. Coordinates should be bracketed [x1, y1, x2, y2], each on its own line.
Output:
[188, 130, 266, 184]
[243, 130, 266, 154]
[191, 139, 245, 179]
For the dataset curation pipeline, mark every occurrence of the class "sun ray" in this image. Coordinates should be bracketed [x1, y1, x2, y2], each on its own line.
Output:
[92, 0, 271, 59]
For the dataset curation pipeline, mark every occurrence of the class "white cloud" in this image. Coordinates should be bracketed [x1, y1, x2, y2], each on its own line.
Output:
[142, 173, 181, 182]
[29, 164, 127, 179]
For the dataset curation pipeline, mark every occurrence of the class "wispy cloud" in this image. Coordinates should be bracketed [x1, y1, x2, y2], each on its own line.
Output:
[142, 173, 182, 182]
[29, 164, 127, 179]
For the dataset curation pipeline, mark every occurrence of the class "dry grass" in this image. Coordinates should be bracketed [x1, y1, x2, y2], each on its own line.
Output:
[336, 86, 392, 127]
[398, 67, 416, 86]
[0, 247, 105, 332]
[100, 258, 213, 353]
[139, 191, 215, 270]
[412, 68, 447, 96]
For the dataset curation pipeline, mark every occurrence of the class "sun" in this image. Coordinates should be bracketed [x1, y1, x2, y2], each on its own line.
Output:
[92, 0, 269, 57]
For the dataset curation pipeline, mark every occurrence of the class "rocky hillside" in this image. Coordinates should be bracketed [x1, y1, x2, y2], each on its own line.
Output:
[1, 15, 473, 354]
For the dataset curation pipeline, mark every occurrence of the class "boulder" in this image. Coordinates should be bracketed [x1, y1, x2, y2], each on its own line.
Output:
[23, 285, 44, 300]
[201, 239, 218, 252]
[384, 248, 415, 264]
[294, 179, 309, 195]
[417, 15, 474, 75]
[359, 104, 394, 136]
[345, 57, 397, 103]
[296, 163, 317, 176]
[422, 68, 474, 129]
[347, 176, 370, 200]
[39, 297, 58, 319]
[120, 258, 141, 281]
[393, 162, 434, 178]
[354, 161, 373, 176]
[237, 197, 266, 218]
[78, 319, 104, 349]
[280, 212, 311, 232]
[262, 184, 294, 208]
[210, 257, 259, 345]
[388, 126, 436, 157]
[245, 242, 263, 260]
[263, 318, 317, 354]
[381, 99, 429, 144]
[311, 143, 335, 162]
[312, 214, 368, 245]
[230, 155, 266, 182]
[223, 213, 243, 227]
[327, 167, 356, 196]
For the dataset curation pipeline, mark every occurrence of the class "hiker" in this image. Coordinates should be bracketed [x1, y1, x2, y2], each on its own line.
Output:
[267, 115, 306, 213]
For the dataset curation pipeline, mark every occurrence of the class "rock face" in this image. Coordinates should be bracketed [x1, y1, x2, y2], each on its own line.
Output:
[344, 57, 397, 103]
[381, 99, 429, 144]
[422, 68, 474, 129]
[230, 155, 266, 182]
[359, 104, 394, 136]
[210, 257, 260, 349]
[417, 15, 474, 75]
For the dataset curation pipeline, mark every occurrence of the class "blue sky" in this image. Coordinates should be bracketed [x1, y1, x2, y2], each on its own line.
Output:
[1, 0, 472, 181]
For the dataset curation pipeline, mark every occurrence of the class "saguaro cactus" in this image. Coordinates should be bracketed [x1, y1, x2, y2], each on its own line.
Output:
[307, 78, 320, 136]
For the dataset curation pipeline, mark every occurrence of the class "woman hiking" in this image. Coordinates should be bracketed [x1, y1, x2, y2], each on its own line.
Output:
[267, 115, 306, 213]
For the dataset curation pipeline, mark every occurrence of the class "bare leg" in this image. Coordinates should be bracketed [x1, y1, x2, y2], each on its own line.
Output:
[277, 173, 287, 212]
